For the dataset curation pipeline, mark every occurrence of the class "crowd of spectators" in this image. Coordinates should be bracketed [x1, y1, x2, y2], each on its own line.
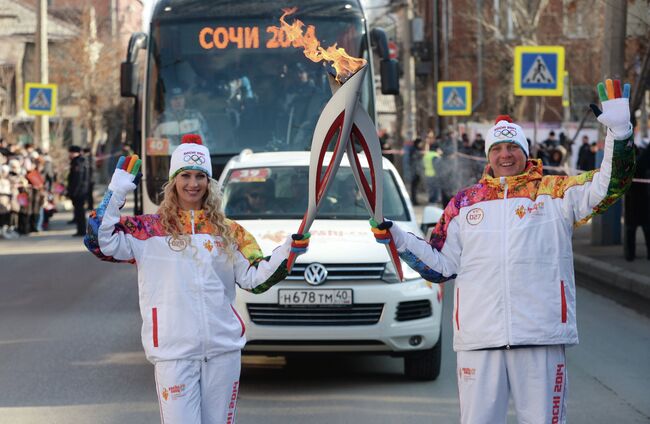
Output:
[0, 138, 80, 239]
[393, 129, 604, 206]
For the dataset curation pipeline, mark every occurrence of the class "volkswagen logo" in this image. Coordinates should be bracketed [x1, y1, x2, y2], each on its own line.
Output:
[304, 263, 328, 286]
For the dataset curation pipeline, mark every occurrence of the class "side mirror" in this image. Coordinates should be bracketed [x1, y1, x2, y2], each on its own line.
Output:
[379, 59, 399, 95]
[120, 62, 138, 98]
[370, 28, 399, 96]
[120, 32, 148, 98]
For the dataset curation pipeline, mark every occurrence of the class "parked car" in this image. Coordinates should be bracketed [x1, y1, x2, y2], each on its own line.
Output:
[218, 151, 445, 380]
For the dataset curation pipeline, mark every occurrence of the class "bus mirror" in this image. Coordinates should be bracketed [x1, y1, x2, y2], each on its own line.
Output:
[120, 62, 138, 98]
[370, 28, 399, 95]
[370, 28, 389, 60]
[121, 32, 148, 98]
[380, 59, 399, 95]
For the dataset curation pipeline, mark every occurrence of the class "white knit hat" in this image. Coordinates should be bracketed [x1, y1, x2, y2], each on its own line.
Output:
[168, 134, 212, 179]
[485, 115, 529, 157]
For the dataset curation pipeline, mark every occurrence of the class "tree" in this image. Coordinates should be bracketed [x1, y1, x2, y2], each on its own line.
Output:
[460, 0, 603, 122]
[49, 5, 124, 157]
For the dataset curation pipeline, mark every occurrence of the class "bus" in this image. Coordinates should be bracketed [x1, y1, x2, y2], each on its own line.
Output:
[121, 0, 398, 214]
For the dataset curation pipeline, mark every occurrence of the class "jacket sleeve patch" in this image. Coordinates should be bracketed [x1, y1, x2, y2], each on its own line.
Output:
[230, 221, 265, 264]
[538, 171, 597, 198]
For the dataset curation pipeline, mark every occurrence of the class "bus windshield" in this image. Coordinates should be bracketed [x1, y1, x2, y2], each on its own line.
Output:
[144, 13, 372, 205]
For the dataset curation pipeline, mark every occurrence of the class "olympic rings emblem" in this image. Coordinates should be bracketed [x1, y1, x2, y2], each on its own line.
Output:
[183, 154, 206, 165]
[494, 128, 517, 138]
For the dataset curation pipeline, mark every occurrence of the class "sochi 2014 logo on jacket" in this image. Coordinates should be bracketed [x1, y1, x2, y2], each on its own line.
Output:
[515, 201, 545, 219]
[466, 208, 484, 225]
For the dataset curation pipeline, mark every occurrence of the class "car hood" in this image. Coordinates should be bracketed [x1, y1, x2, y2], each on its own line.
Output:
[237, 219, 422, 263]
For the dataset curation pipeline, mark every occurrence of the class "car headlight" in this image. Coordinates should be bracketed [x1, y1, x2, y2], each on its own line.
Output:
[382, 259, 422, 283]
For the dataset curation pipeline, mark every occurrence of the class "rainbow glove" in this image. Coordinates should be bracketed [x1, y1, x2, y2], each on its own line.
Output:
[108, 155, 142, 196]
[370, 218, 393, 244]
[590, 79, 632, 139]
[290, 232, 311, 255]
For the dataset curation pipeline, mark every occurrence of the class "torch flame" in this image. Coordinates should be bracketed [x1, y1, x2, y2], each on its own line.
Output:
[274, 7, 367, 84]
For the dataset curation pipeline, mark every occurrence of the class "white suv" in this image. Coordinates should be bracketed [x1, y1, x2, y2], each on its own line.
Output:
[219, 151, 444, 380]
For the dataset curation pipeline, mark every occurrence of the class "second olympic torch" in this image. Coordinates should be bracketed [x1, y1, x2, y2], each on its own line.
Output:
[286, 64, 404, 281]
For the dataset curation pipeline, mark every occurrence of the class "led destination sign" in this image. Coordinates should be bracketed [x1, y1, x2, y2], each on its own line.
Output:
[199, 26, 297, 50]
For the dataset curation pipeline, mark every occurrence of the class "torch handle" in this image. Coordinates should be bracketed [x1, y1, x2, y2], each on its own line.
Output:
[286, 211, 313, 273]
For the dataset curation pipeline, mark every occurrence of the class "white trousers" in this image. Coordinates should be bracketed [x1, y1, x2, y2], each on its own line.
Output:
[154, 350, 241, 424]
[457, 345, 567, 424]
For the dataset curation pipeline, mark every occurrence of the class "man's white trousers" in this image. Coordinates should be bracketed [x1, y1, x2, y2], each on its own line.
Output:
[154, 350, 241, 424]
[457, 345, 567, 424]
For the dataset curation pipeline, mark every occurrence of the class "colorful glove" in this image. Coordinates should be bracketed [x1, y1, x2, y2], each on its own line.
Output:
[108, 155, 142, 196]
[590, 79, 632, 139]
[370, 218, 393, 244]
[290, 232, 311, 255]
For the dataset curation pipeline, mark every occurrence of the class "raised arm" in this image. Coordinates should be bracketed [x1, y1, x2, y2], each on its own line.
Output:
[84, 156, 141, 263]
[557, 80, 635, 225]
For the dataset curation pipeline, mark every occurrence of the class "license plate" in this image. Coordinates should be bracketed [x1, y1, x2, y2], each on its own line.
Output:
[278, 289, 353, 306]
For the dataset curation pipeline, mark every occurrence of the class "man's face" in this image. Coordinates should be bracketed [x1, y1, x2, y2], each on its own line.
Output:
[582, 136, 589, 144]
[245, 188, 267, 209]
[488, 142, 527, 177]
[170, 95, 185, 111]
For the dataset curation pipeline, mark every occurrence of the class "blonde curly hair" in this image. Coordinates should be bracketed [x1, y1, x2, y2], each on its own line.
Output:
[158, 176, 236, 258]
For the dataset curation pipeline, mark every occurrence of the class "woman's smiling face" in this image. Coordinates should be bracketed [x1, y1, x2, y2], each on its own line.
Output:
[175, 170, 208, 210]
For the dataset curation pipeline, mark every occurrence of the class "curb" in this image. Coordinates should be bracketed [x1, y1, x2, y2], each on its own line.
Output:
[574, 253, 650, 302]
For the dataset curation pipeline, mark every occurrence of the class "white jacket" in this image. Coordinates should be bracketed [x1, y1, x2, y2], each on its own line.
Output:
[85, 191, 291, 363]
[391, 131, 635, 351]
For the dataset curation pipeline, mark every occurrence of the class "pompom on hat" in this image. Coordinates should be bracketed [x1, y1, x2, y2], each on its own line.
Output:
[168, 134, 212, 180]
[485, 115, 529, 157]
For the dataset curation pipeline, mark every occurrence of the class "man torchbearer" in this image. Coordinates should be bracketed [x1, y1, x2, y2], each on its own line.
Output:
[372, 79, 635, 423]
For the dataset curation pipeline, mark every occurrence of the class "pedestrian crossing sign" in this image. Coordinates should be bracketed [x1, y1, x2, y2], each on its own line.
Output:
[437, 81, 472, 116]
[514, 46, 565, 96]
[24, 83, 57, 116]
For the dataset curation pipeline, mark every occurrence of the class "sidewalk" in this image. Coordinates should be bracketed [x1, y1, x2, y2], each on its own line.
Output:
[572, 221, 650, 302]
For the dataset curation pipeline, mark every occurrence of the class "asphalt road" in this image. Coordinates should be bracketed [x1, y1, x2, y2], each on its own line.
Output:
[0, 216, 648, 424]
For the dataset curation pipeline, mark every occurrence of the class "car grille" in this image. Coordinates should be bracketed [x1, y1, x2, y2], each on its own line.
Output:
[286, 263, 385, 281]
[247, 303, 384, 326]
[395, 300, 432, 322]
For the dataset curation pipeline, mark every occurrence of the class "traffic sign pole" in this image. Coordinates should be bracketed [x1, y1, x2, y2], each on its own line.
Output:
[35, 0, 50, 150]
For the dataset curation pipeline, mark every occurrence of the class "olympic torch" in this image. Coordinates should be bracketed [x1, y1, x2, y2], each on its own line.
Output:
[277, 8, 403, 280]
[284, 64, 403, 280]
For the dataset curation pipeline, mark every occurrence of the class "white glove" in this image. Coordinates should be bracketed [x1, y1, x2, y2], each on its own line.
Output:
[108, 168, 137, 196]
[597, 97, 632, 139]
[591, 80, 633, 140]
